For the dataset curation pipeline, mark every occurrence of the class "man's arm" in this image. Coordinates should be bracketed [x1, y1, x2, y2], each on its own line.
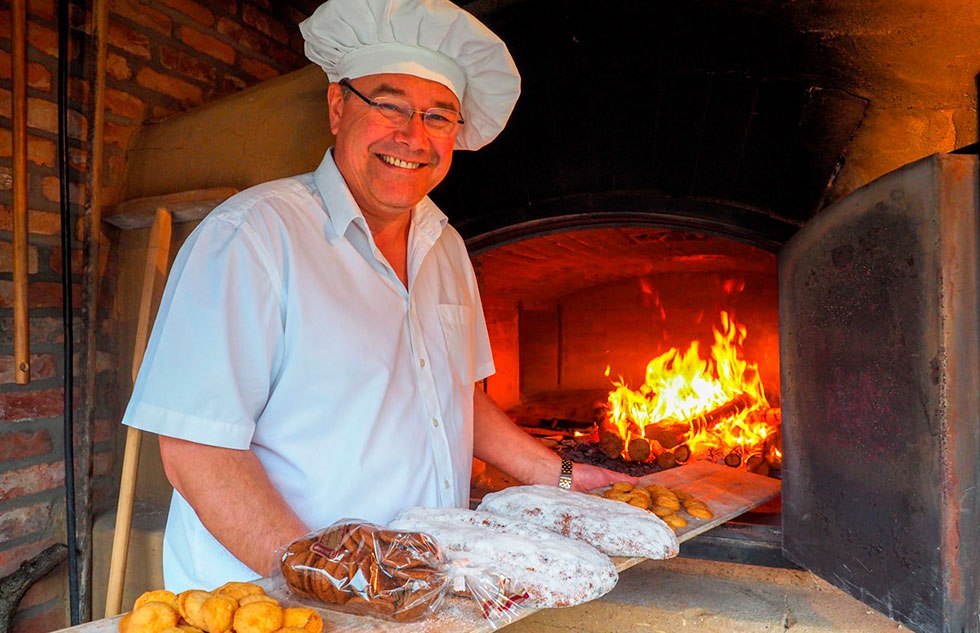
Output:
[472, 387, 635, 492]
[158, 436, 309, 576]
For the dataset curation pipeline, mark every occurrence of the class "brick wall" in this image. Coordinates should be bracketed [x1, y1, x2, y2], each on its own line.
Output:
[0, 0, 318, 629]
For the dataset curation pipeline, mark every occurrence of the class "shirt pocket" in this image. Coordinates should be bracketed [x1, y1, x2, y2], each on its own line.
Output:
[437, 304, 476, 386]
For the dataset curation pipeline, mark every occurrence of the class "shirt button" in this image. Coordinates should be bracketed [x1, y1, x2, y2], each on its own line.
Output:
[444, 479, 450, 490]
[431, 418, 439, 428]
[419, 358, 426, 368]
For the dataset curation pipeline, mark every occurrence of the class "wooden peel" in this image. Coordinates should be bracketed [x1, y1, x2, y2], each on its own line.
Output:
[104, 208, 173, 617]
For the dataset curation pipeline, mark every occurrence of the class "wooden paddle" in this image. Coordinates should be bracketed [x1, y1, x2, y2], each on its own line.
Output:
[104, 208, 173, 617]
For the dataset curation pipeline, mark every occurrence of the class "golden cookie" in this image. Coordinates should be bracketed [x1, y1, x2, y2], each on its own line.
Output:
[612, 482, 634, 492]
[239, 594, 278, 606]
[201, 593, 237, 633]
[663, 513, 688, 530]
[654, 494, 680, 510]
[176, 590, 211, 630]
[671, 489, 693, 501]
[687, 505, 714, 520]
[651, 505, 675, 518]
[214, 581, 264, 602]
[646, 484, 670, 496]
[281, 608, 323, 633]
[233, 600, 283, 633]
[134, 590, 178, 612]
[125, 602, 179, 633]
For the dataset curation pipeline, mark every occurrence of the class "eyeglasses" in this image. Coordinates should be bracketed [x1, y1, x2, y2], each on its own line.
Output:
[339, 78, 464, 139]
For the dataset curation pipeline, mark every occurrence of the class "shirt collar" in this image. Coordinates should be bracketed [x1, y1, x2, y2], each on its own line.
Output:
[313, 149, 449, 241]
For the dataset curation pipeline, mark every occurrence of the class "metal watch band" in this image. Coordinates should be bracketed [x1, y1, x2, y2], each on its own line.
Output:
[558, 458, 574, 490]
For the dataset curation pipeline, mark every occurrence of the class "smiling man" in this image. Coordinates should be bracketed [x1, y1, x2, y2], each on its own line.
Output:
[121, 0, 634, 593]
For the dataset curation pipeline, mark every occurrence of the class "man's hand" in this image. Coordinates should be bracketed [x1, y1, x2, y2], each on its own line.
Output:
[569, 462, 637, 493]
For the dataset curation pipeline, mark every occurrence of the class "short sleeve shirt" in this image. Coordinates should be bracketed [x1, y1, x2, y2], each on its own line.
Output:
[121, 150, 495, 591]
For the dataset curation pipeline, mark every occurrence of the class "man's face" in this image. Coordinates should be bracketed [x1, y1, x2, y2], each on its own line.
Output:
[328, 73, 459, 225]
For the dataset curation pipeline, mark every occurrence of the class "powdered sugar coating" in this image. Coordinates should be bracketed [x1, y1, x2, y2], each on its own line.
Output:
[389, 507, 618, 608]
[478, 485, 680, 559]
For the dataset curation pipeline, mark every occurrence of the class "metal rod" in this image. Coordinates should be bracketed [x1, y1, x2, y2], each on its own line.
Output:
[57, 0, 81, 623]
[11, 0, 30, 385]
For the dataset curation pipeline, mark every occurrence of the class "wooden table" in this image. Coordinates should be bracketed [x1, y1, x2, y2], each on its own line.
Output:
[55, 463, 779, 633]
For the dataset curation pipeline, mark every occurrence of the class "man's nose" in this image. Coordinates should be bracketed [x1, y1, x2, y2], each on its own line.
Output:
[393, 112, 429, 147]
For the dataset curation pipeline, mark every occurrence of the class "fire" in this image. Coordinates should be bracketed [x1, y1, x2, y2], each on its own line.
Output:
[602, 311, 781, 469]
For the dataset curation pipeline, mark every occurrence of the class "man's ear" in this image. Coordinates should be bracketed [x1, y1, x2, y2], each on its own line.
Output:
[327, 82, 345, 136]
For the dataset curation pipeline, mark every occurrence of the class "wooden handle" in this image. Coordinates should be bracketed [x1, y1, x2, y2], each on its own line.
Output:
[12, 0, 29, 384]
[104, 208, 173, 617]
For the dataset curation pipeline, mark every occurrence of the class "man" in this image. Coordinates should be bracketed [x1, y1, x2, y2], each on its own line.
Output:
[122, 0, 633, 592]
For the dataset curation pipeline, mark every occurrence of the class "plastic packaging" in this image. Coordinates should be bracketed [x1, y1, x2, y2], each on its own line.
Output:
[274, 519, 528, 627]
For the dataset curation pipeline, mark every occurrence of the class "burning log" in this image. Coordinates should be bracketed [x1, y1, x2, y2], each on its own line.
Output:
[673, 444, 691, 463]
[627, 437, 651, 462]
[724, 452, 742, 468]
[656, 451, 677, 469]
[643, 419, 689, 449]
[691, 394, 752, 431]
[599, 429, 625, 460]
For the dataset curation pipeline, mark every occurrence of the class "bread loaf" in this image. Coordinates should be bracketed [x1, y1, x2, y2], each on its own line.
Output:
[478, 484, 679, 559]
[279, 522, 446, 622]
[389, 507, 618, 608]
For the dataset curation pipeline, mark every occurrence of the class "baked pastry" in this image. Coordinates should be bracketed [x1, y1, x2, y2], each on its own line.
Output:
[279, 522, 447, 622]
[389, 507, 618, 608]
[478, 484, 679, 559]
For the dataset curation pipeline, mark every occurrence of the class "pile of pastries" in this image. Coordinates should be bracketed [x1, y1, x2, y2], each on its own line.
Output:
[598, 482, 714, 531]
[117, 582, 321, 633]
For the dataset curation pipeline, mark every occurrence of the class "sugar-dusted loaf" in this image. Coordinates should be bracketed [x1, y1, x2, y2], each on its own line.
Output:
[389, 507, 618, 608]
[478, 484, 679, 559]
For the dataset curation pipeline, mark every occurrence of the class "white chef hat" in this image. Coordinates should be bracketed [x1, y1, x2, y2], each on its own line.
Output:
[299, 0, 521, 151]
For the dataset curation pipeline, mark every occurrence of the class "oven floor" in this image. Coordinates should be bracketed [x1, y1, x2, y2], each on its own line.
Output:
[503, 557, 904, 632]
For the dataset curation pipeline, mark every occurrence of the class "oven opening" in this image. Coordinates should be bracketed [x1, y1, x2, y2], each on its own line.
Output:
[469, 224, 788, 566]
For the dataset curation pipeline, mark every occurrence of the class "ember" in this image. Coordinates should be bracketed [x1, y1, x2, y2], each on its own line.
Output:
[599, 311, 781, 472]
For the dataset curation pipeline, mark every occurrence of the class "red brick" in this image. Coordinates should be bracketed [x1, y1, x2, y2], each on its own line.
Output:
[92, 418, 114, 444]
[0, 51, 53, 92]
[0, 131, 59, 167]
[239, 55, 278, 81]
[242, 4, 289, 43]
[157, 0, 215, 26]
[47, 245, 85, 276]
[28, 22, 59, 58]
[17, 570, 65, 611]
[0, 538, 59, 578]
[0, 205, 62, 235]
[0, 502, 53, 541]
[160, 45, 218, 84]
[16, 568, 65, 610]
[111, 0, 172, 35]
[93, 450, 113, 476]
[217, 17, 273, 58]
[105, 86, 144, 120]
[268, 43, 303, 71]
[70, 76, 90, 106]
[149, 104, 178, 121]
[136, 66, 203, 105]
[0, 241, 40, 274]
[28, 0, 57, 22]
[178, 25, 236, 64]
[0, 280, 82, 310]
[107, 20, 152, 59]
[0, 355, 56, 386]
[106, 52, 132, 81]
[12, 603, 68, 633]
[0, 462, 64, 502]
[210, 0, 238, 17]
[0, 429, 54, 462]
[103, 120, 139, 149]
[70, 145, 88, 173]
[40, 179, 86, 211]
[0, 316, 67, 346]
[221, 74, 248, 95]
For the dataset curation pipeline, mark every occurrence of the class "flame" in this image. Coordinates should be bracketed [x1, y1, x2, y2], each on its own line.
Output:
[604, 311, 780, 467]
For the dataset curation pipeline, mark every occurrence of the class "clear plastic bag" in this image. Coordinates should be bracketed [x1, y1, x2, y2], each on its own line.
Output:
[274, 519, 528, 627]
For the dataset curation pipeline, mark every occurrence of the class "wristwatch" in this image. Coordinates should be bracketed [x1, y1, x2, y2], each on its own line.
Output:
[558, 458, 574, 490]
